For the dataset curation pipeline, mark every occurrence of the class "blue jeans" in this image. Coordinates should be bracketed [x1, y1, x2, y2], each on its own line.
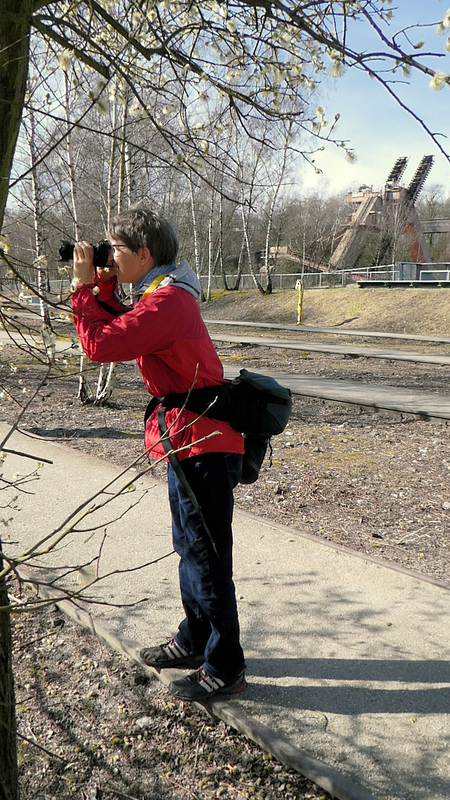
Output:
[167, 452, 245, 682]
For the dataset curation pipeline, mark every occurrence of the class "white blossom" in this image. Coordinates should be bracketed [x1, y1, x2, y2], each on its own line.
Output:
[430, 71, 447, 91]
[58, 49, 73, 71]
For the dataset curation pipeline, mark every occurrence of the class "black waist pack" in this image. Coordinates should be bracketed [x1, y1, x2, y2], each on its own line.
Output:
[229, 369, 292, 436]
[148, 370, 292, 484]
[158, 369, 292, 437]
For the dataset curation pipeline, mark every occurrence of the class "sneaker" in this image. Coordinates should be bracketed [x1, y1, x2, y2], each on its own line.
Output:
[140, 638, 203, 670]
[169, 667, 247, 701]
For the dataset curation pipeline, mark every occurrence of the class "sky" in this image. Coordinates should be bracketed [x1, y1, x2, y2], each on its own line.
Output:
[297, 0, 450, 198]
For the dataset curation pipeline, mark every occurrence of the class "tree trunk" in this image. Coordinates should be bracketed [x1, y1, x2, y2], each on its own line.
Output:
[64, 70, 81, 241]
[262, 125, 291, 294]
[0, 7, 32, 786]
[205, 189, 215, 301]
[28, 105, 53, 337]
[117, 90, 129, 214]
[106, 84, 119, 228]
[240, 199, 263, 295]
[188, 171, 204, 300]
[0, 0, 34, 231]
[0, 544, 18, 800]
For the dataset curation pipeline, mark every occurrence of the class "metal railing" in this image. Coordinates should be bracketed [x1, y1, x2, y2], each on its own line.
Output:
[419, 268, 450, 282]
[200, 265, 397, 291]
[201, 262, 450, 290]
[2, 262, 449, 297]
[199, 264, 408, 290]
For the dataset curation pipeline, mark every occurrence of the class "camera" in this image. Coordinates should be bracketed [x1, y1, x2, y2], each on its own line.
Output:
[59, 239, 112, 269]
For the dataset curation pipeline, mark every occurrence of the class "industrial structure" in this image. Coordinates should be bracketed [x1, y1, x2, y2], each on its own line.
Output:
[330, 156, 434, 269]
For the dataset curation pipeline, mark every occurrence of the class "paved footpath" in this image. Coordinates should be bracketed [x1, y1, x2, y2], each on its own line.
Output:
[1, 423, 449, 800]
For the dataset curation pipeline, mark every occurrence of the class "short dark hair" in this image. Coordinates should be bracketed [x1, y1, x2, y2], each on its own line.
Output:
[109, 207, 178, 266]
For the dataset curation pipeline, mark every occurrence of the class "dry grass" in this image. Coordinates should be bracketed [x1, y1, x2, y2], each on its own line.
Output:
[204, 287, 450, 336]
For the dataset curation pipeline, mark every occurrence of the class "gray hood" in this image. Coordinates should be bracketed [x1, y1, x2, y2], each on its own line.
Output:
[133, 258, 201, 301]
[158, 258, 202, 299]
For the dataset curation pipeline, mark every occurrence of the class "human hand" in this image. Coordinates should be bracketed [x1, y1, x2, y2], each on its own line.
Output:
[73, 241, 95, 284]
[95, 262, 118, 282]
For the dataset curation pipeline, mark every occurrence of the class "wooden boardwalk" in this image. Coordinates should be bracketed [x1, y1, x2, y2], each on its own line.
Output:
[223, 367, 450, 421]
[210, 332, 450, 366]
[204, 318, 450, 345]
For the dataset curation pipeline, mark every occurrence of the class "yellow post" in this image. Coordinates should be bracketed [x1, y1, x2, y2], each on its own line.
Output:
[295, 279, 304, 325]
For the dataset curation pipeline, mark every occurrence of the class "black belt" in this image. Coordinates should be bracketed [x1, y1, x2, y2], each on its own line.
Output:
[144, 383, 230, 427]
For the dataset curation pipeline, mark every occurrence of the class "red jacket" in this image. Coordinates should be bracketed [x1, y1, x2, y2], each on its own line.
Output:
[71, 279, 244, 461]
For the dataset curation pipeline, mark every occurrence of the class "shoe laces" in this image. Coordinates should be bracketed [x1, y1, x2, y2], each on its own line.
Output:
[194, 667, 209, 683]
[191, 667, 225, 693]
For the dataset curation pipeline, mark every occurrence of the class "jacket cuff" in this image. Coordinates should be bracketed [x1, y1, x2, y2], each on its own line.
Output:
[95, 276, 118, 301]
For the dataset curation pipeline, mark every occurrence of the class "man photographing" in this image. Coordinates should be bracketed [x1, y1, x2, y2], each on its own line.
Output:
[71, 207, 246, 701]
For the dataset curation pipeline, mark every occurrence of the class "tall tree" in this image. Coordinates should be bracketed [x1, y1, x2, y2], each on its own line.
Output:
[261, 123, 293, 293]
[0, 0, 34, 231]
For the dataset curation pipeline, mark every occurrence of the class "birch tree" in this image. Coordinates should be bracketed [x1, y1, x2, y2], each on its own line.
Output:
[261, 124, 293, 293]
[24, 106, 53, 337]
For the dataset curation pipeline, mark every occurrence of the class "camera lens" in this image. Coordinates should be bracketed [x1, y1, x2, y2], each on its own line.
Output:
[59, 241, 75, 261]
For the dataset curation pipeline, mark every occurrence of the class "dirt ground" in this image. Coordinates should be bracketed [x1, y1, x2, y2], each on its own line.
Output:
[11, 584, 329, 800]
[1, 286, 449, 799]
